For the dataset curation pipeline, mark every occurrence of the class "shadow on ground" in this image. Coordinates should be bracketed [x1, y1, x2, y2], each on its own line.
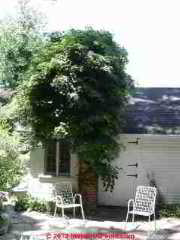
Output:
[1, 205, 180, 240]
[87, 206, 159, 222]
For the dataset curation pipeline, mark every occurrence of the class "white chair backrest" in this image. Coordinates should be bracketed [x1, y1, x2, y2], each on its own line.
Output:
[134, 186, 157, 214]
[55, 182, 72, 195]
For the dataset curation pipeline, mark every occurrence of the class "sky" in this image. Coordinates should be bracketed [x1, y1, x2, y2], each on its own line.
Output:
[0, 0, 180, 87]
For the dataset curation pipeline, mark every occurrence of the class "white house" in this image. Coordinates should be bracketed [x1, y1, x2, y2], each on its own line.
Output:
[99, 88, 180, 206]
[27, 88, 180, 205]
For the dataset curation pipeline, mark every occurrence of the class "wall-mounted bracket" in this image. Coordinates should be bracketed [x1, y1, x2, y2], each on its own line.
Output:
[126, 174, 138, 178]
[128, 137, 140, 145]
[128, 163, 138, 168]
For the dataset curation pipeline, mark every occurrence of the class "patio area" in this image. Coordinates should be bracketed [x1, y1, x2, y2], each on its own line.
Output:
[1, 205, 180, 240]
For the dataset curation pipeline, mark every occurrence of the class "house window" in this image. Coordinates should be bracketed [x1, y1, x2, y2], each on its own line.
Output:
[45, 140, 71, 176]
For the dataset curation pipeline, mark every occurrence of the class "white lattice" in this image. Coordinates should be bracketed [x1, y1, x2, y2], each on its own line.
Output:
[126, 185, 157, 230]
[134, 186, 156, 214]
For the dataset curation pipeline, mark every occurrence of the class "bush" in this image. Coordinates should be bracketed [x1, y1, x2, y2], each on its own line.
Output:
[14, 194, 54, 213]
[0, 122, 24, 191]
[0, 215, 8, 226]
[29, 198, 47, 212]
[159, 204, 180, 218]
[14, 195, 30, 212]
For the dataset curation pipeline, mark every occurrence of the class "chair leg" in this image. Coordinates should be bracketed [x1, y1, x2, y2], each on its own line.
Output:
[154, 213, 156, 231]
[62, 207, 65, 218]
[81, 205, 85, 219]
[73, 207, 75, 218]
[132, 213, 135, 222]
[54, 205, 57, 217]
[148, 215, 151, 222]
[126, 212, 129, 222]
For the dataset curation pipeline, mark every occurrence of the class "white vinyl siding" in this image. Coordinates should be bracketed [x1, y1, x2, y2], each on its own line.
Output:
[98, 134, 180, 206]
[140, 136, 180, 204]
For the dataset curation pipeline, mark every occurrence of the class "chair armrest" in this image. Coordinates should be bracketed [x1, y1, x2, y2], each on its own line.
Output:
[55, 195, 64, 205]
[127, 199, 135, 212]
[74, 193, 83, 205]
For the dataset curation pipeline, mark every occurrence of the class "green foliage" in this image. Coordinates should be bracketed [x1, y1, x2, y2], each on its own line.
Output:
[159, 204, 180, 218]
[0, 0, 45, 89]
[14, 195, 30, 212]
[0, 121, 24, 191]
[0, 215, 8, 227]
[29, 198, 48, 212]
[0, 0, 46, 150]
[14, 194, 53, 212]
[17, 28, 134, 191]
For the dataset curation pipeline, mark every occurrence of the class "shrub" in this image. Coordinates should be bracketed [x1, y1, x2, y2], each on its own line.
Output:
[14, 195, 30, 212]
[159, 204, 180, 218]
[29, 198, 47, 212]
[14, 194, 54, 213]
[0, 122, 24, 191]
[0, 215, 8, 226]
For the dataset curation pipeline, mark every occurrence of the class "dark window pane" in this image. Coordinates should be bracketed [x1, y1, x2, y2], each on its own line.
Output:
[45, 140, 56, 174]
[59, 140, 70, 176]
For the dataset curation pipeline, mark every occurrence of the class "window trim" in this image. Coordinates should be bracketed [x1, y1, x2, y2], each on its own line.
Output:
[44, 140, 71, 177]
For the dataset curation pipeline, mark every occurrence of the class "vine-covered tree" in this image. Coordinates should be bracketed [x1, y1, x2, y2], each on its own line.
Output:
[17, 28, 134, 190]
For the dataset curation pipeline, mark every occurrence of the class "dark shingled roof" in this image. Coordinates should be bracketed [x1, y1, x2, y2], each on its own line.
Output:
[1, 87, 180, 135]
[124, 88, 180, 134]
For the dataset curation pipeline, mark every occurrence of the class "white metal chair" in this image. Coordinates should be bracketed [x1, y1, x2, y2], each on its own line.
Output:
[126, 185, 157, 228]
[53, 182, 85, 219]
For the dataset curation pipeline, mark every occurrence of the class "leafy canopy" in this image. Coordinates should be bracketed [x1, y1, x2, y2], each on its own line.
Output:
[17, 28, 134, 190]
[0, 0, 45, 89]
[0, 0, 47, 191]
